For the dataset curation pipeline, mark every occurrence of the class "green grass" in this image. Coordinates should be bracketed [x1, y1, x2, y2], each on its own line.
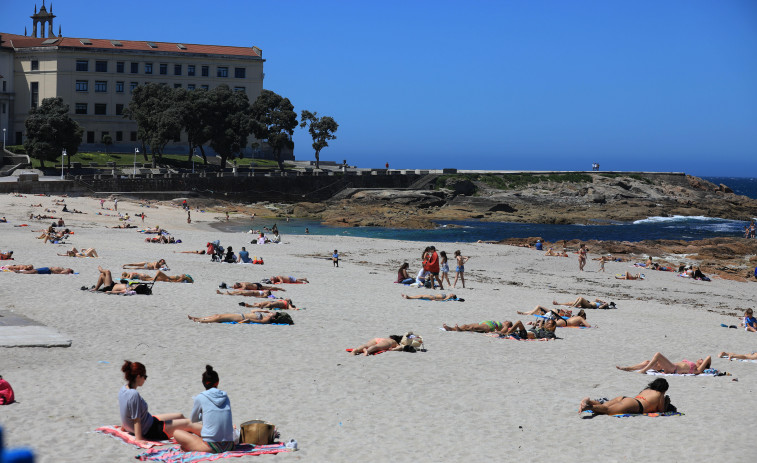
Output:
[23, 151, 294, 170]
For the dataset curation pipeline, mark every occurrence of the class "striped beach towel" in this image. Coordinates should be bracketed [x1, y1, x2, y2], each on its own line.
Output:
[135, 443, 292, 462]
[94, 425, 175, 449]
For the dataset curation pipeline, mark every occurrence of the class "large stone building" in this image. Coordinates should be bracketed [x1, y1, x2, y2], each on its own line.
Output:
[0, 2, 270, 156]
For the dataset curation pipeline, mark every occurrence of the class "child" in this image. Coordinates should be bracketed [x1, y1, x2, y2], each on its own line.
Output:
[439, 251, 451, 287]
[452, 250, 470, 289]
[743, 308, 757, 332]
[599, 255, 606, 273]
[332, 249, 339, 267]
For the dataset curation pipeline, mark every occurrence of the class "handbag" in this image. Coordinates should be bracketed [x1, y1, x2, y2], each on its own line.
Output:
[239, 420, 276, 445]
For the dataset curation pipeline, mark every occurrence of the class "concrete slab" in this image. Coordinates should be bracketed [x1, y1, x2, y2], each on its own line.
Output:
[0, 311, 72, 347]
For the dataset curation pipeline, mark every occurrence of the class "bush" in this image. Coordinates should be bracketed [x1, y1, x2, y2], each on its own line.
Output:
[5, 145, 26, 154]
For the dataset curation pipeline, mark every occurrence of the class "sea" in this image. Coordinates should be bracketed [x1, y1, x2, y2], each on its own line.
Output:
[215, 176, 757, 244]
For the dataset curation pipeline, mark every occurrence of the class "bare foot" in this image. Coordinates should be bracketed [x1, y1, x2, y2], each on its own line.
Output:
[552, 300, 559, 305]
[216, 289, 222, 294]
[442, 324, 454, 331]
[579, 397, 592, 413]
[616, 365, 634, 371]
[188, 315, 198, 322]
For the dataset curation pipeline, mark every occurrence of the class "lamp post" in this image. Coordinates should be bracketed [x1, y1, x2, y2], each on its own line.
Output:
[60, 149, 67, 179]
[2, 128, 5, 150]
[133, 147, 139, 176]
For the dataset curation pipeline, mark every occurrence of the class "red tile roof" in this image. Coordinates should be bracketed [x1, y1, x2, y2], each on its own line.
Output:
[0, 32, 261, 58]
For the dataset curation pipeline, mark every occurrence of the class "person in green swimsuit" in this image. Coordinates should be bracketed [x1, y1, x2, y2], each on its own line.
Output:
[442, 321, 512, 332]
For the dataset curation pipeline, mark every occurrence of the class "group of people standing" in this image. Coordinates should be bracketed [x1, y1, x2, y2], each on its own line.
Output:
[397, 246, 470, 289]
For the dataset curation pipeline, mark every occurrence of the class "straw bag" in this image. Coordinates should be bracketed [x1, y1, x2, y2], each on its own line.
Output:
[239, 420, 276, 445]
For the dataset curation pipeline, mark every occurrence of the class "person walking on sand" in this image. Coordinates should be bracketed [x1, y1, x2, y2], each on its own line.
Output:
[187, 210, 191, 224]
[439, 251, 451, 287]
[599, 255, 606, 273]
[578, 243, 587, 271]
[332, 249, 339, 267]
[452, 250, 469, 288]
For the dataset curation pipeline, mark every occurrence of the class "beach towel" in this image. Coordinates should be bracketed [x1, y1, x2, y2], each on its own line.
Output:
[644, 369, 721, 377]
[345, 348, 388, 355]
[221, 322, 291, 326]
[135, 443, 292, 462]
[583, 411, 684, 418]
[94, 425, 175, 449]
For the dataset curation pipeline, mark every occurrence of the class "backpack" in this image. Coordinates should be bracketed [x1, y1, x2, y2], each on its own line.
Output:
[271, 312, 294, 325]
[133, 284, 152, 295]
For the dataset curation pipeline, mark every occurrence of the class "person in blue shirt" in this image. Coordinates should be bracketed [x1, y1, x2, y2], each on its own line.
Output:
[332, 249, 339, 267]
[743, 308, 757, 332]
[534, 240, 543, 251]
[237, 247, 251, 263]
[174, 365, 234, 453]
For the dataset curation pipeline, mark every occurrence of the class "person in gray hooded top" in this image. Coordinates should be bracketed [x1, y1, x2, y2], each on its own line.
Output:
[173, 365, 235, 453]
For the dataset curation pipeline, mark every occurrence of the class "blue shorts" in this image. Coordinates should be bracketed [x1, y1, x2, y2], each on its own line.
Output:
[36, 267, 51, 274]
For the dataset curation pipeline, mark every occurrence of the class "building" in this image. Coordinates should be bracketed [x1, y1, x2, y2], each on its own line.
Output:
[0, 2, 275, 157]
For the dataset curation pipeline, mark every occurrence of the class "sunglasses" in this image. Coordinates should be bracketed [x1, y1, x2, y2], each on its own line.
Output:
[141, 375, 148, 379]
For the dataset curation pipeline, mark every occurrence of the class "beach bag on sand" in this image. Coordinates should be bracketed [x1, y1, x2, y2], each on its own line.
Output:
[133, 283, 152, 295]
[400, 332, 424, 351]
[0, 377, 15, 405]
[239, 420, 276, 445]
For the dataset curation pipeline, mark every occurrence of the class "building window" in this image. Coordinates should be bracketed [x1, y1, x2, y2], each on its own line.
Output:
[234, 87, 246, 93]
[95, 60, 108, 72]
[174, 83, 182, 88]
[234, 67, 246, 78]
[200, 84, 209, 90]
[76, 60, 89, 71]
[145, 63, 153, 74]
[116, 131, 123, 142]
[95, 81, 107, 92]
[130, 131, 137, 142]
[187, 84, 195, 90]
[116, 61, 125, 73]
[31, 60, 39, 71]
[174, 64, 181, 75]
[30, 82, 39, 109]
[116, 81, 124, 93]
[1, 103, 5, 114]
[130, 62, 139, 73]
[187, 65, 195, 76]
[87, 131, 95, 143]
[115, 104, 124, 115]
[75, 80, 89, 92]
[217, 67, 228, 78]
[159, 63, 168, 75]
[130, 82, 139, 92]
[94, 104, 107, 115]
[2, 81, 5, 92]
[201, 65, 209, 77]
[75, 103, 87, 114]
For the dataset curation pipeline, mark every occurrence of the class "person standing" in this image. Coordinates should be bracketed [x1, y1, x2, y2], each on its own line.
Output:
[187, 210, 191, 224]
[578, 243, 587, 271]
[425, 246, 443, 290]
[452, 250, 470, 288]
[332, 249, 339, 267]
[100, 199, 105, 209]
[114, 198, 118, 211]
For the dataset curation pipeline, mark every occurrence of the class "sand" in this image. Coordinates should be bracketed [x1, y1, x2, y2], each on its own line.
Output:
[1, 193, 756, 462]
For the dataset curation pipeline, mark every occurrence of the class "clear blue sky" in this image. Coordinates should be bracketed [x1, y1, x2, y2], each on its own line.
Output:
[2, 0, 756, 176]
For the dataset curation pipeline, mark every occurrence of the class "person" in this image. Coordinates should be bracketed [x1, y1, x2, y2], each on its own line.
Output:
[119, 360, 200, 443]
[237, 247, 251, 263]
[225, 211, 229, 222]
[232, 282, 285, 291]
[14, 266, 74, 274]
[0, 217, 6, 223]
[270, 275, 309, 284]
[439, 251, 451, 287]
[578, 243, 587, 271]
[3, 264, 33, 272]
[173, 365, 234, 453]
[416, 247, 431, 286]
[256, 233, 267, 245]
[718, 351, 757, 360]
[350, 335, 404, 356]
[176, 250, 206, 255]
[534, 240, 543, 251]
[215, 289, 272, 298]
[544, 247, 568, 257]
[114, 198, 118, 211]
[112, 223, 137, 229]
[616, 352, 712, 374]
[93, 267, 131, 293]
[555, 310, 591, 328]
[424, 246, 444, 290]
[396, 262, 415, 285]
[692, 266, 710, 281]
[187, 210, 191, 224]
[182, 199, 188, 210]
[598, 255, 606, 273]
[741, 308, 757, 332]
[223, 246, 236, 263]
[452, 250, 470, 288]
[238, 298, 296, 310]
[122, 270, 193, 283]
[517, 306, 572, 318]
[443, 320, 512, 333]
[553, 297, 614, 310]
[332, 249, 339, 267]
[270, 232, 281, 243]
[100, 199, 105, 209]
[141, 213, 146, 224]
[305, 227, 309, 234]
[579, 378, 669, 415]
[123, 259, 167, 270]
[501, 319, 557, 339]
[0, 250, 13, 260]
[188, 309, 293, 324]
[57, 247, 98, 258]
[615, 272, 644, 280]
[516, 306, 589, 327]
[401, 293, 462, 301]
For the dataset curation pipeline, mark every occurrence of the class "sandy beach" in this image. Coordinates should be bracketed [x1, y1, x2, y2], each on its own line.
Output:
[1, 193, 756, 462]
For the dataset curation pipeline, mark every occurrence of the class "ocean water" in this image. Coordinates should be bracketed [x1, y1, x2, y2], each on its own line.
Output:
[215, 176, 757, 243]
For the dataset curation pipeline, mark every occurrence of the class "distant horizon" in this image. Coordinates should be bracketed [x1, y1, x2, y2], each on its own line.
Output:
[1, 0, 755, 177]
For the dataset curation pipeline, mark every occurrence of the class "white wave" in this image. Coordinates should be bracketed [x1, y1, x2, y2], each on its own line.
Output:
[633, 215, 739, 225]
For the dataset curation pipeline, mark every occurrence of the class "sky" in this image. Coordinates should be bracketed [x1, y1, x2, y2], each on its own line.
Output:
[1, 0, 756, 176]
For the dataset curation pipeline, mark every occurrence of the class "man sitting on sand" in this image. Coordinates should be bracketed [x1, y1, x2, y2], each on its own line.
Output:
[123, 259, 167, 270]
[58, 247, 99, 258]
[402, 293, 462, 301]
[443, 320, 513, 333]
[553, 297, 614, 310]
[269, 275, 309, 284]
[12, 266, 74, 274]
[121, 271, 193, 283]
[232, 282, 285, 291]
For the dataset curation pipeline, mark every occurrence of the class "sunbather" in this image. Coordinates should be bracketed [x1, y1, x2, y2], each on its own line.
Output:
[111, 224, 137, 229]
[501, 319, 557, 339]
[517, 306, 572, 317]
[718, 351, 757, 360]
[402, 293, 462, 301]
[232, 282, 284, 291]
[187, 309, 292, 325]
[544, 247, 568, 257]
[123, 259, 167, 270]
[443, 320, 513, 333]
[579, 378, 669, 415]
[616, 352, 712, 374]
[350, 335, 404, 355]
[238, 298, 296, 310]
[4, 264, 33, 271]
[14, 266, 74, 274]
[58, 247, 98, 258]
[216, 289, 271, 298]
[93, 266, 130, 293]
[615, 272, 644, 280]
[270, 275, 309, 284]
[553, 297, 613, 310]
[121, 270, 192, 283]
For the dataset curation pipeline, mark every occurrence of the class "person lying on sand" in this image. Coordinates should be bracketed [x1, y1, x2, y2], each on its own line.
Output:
[269, 275, 309, 284]
[553, 297, 614, 310]
[216, 289, 271, 298]
[350, 336, 405, 355]
[500, 319, 557, 339]
[175, 250, 206, 254]
[91, 267, 130, 293]
[616, 352, 712, 374]
[517, 305, 573, 317]
[615, 272, 644, 280]
[123, 259, 166, 270]
[238, 298, 296, 310]
[14, 266, 74, 274]
[718, 351, 757, 360]
[58, 247, 98, 258]
[232, 282, 285, 291]
[121, 270, 192, 283]
[111, 224, 137, 229]
[4, 264, 33, 271]
[188, 310, 292, 325]
[544, 247, 569, 257]
[402, 293, 463, 301]
[579, 378, 669, 415]
[443, 321, 513, 333]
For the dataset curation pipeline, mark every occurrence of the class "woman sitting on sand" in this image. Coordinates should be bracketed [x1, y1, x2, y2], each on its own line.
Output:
[216, 289, 271, 298]
[188, 309, 293, 325]
[719, 351, 757, 360]
[443, 320, 513, 333]
[121, 270, 193, 283]
[396, 262, 415, 284]
[270, 275, 309, 284]
[615, 271, 644, 280]
[57, 247, 98, 258]
[239, 298, 296, 310]
[616, 352, 712, 374]
[123, 259, 166, 270]
[579, 378, 669, 415]
[553, 297, 614, 310]
[232, 282, 285, 291]
[119, 360, 201, 443]
[350, 335, 406, 355]
[402, 293, 463, 301]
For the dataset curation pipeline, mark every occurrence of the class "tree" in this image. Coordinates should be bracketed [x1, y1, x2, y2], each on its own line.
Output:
[180, 87, 212, 165]
[299, 110, 338, 170]
[123, 83, 182, 167]
[23, 97, 83, 168]
[102, 134, 113, 154]
[250, 89, 297, 171]
[207, 85, 252, 169]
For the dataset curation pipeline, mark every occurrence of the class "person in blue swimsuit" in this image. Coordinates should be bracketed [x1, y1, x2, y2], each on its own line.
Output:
[14, 266, 74, 274]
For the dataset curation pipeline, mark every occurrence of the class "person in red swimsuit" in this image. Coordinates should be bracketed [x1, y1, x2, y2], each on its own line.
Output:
[579, 378, 669, 415]
[615, 352, 712, 374]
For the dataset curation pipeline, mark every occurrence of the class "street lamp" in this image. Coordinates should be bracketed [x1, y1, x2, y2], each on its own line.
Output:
[133, 147, 139, 175]
[60, 149, 67, 179]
